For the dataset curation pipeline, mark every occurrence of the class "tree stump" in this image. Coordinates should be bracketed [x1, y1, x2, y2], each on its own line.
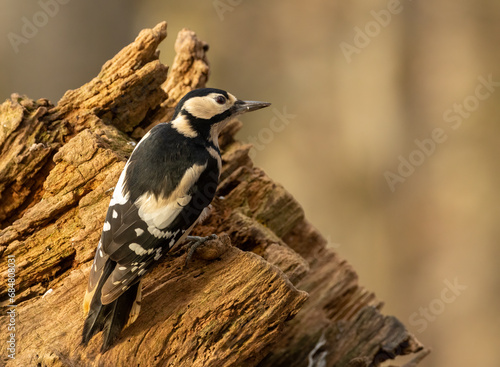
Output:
[0, 22, 428, 367]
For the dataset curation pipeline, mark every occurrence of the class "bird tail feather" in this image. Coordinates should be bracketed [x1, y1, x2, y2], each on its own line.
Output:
[81, 260, 141, 352]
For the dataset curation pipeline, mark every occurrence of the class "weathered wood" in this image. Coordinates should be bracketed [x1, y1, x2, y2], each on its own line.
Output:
[0, 22, 427, 366]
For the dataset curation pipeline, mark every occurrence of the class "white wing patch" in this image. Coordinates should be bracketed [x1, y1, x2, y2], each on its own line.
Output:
[154, 247, 162, 260]
[129, 243, 150, 256]
[97, 157, 211, 305]
[136, 162, 208, 229]
[148, 226, 173, 239]
[110, 161, 131, 206]
[108, 131, 153, 207]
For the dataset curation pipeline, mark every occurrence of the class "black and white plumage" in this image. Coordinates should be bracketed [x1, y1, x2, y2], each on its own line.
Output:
[81, 88, 270, 351]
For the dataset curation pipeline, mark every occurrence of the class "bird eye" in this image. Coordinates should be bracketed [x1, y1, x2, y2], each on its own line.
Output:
[215, 95, 226, 104]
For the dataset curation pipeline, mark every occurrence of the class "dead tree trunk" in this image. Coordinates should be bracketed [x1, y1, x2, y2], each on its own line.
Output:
[0, 22, 428, 367]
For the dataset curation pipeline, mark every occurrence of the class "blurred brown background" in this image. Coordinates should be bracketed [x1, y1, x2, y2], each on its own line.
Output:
[1, 1, 499, 366]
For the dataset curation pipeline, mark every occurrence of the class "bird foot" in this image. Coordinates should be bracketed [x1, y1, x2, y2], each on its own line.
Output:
[184, 234, 218, 267]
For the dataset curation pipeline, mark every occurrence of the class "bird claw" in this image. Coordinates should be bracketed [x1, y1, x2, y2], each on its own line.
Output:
[184, 234, 218, 267]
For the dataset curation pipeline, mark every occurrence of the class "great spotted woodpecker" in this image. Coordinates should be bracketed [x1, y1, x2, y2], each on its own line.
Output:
[81, 88, 270, 351]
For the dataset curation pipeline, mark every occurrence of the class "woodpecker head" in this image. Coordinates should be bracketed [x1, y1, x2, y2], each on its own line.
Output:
[171, 88, 270, 144]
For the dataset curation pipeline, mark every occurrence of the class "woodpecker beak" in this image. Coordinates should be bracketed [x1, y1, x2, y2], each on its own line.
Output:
[233, 100, 271, 115]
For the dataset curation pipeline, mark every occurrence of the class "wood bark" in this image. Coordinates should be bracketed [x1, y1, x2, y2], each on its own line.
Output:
[0, 22, 428, 367]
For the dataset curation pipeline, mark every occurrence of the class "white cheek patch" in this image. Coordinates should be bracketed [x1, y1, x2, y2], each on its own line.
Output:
[227, 93, 237, 105]
[183, 94, 231, 120]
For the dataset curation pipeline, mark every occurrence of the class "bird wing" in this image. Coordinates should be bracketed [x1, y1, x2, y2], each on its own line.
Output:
[86, 124, 219, 305]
